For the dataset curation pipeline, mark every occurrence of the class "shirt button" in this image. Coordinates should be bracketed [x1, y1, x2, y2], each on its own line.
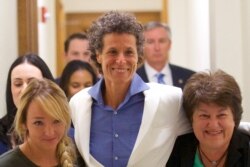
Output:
[114, 156, 119, 160]
[114, 133, 119, 138]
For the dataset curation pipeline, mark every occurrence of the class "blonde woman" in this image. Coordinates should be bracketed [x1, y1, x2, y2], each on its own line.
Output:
[0, 78, 77, 167]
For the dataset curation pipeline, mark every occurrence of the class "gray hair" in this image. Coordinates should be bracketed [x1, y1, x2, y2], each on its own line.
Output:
[143, 21, 172, 40]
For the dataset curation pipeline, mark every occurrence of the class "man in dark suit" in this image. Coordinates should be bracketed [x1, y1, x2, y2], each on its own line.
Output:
[137, 21, 195, 89]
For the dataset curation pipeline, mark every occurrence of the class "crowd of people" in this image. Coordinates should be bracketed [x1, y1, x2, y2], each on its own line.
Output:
[0, 10, 249, 167]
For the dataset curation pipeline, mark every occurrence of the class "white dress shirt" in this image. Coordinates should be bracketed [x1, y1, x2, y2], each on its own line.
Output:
[144, 61, 173, 85]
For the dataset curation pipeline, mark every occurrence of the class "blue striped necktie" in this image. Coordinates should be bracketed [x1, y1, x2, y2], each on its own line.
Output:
[156, 73, 165, 84]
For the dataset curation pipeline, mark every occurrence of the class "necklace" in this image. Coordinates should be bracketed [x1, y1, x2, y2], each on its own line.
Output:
[198, 146, 228, 167]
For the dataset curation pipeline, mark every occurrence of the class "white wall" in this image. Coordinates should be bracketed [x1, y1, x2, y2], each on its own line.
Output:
[209, 0, 249, 121]
[169, 0, 250, 121]
[63, 0, 161, 13]
[0, 0, 18, 117]
[242, 0, 250, 121]
[38, 0, 57, 77]
[168, 0, 210, 71]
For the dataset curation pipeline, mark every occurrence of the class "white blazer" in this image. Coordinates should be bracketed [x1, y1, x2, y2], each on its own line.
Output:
[70, 83, 191, 167]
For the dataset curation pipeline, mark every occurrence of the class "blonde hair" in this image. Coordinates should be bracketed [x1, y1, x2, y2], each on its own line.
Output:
[14, 78, 76, 167]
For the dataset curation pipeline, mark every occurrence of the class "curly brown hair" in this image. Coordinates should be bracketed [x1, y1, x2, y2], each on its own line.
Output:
[87, 11, 144, 72]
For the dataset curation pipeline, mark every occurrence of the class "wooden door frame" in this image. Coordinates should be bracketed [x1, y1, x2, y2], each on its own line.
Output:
[161, 0, 168, 23]
[56, 0, 66, 76]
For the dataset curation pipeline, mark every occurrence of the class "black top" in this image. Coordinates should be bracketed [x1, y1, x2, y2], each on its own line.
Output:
[0, 147, 41, 167]
[166, 131, 250, 167]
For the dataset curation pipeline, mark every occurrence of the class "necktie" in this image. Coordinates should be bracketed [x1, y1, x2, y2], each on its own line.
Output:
[156, 73, 165, 84]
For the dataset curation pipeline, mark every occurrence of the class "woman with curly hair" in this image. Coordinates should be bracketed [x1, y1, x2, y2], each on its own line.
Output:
[70, 11, 191, 167]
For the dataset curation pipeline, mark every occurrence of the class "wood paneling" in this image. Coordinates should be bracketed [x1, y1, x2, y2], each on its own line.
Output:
[17, 0, 38, 56]
[135, 12, 161, 24]
[65, 12, 161, 37]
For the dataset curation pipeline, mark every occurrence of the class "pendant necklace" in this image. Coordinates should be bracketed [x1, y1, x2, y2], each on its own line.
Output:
[198, 146, 228, 167]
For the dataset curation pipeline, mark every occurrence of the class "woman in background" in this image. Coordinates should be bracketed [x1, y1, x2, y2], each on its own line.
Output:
[0, 78, 76, 167]
[0, 53, 54, 154]
[59, 60, 97, 100]
[166, 70, 250, 167]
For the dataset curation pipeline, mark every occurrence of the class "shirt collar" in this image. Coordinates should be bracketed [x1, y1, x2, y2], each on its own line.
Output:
[144, 61, 172, 82]
[88, 73, 149, 104]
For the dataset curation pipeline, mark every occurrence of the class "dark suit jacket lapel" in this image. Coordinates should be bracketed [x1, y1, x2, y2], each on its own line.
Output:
[136, 65, 149, 82]
[169, 64, 184, 89]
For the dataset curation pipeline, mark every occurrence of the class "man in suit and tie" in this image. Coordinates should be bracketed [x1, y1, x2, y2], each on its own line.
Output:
[137, 21, 195, 89]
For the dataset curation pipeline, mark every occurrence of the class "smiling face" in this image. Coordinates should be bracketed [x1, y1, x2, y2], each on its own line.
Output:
[67, 69, 94, 99]
[11, 63, 43, 107]
[24, 100, 66, 152]
[192, 102, 235, 151]
[96, 33, 138, 85]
